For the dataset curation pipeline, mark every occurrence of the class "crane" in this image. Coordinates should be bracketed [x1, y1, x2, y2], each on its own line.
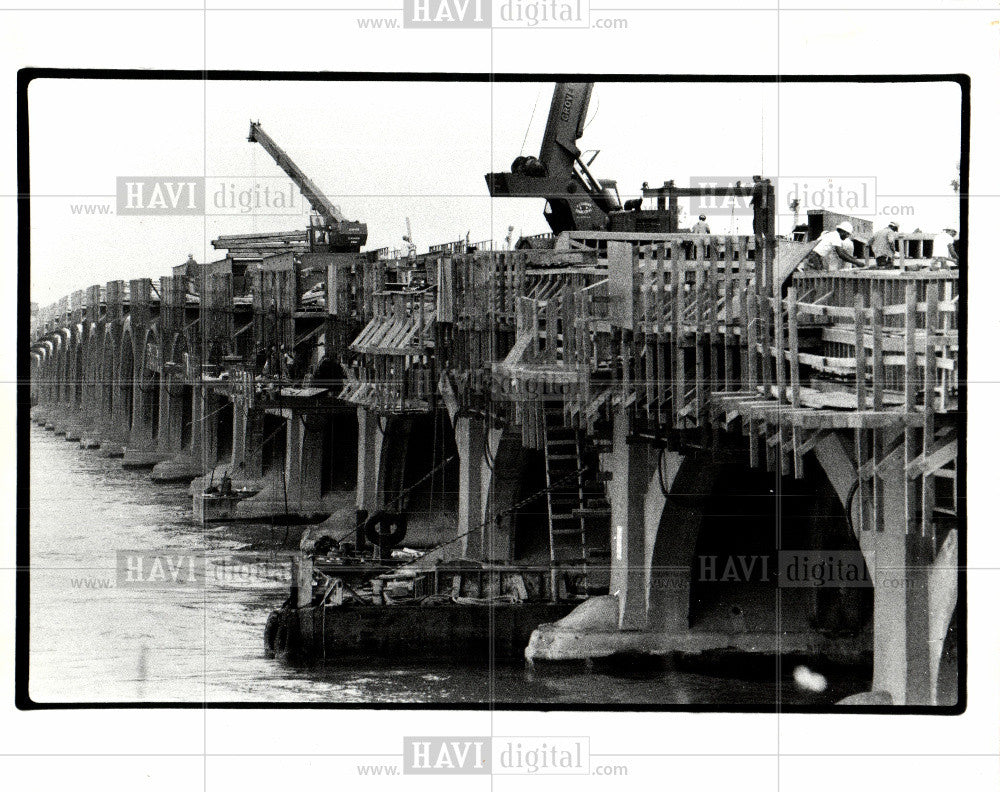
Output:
[485, 83, 622, 236]
[402, 217, 417, 257]
[247, 121, 368, 253]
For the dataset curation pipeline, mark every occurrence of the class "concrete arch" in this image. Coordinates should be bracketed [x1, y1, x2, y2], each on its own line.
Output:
[118, 324, 136, 434]
[71, 329, 85, 408]
[56, 328, 72, 405]
[83, 321, 101, 410]
[646, 444, 872, 642]
[136, 325, 161, 442]
[100, 325, 118, 424]
[165, 330, 195, 451]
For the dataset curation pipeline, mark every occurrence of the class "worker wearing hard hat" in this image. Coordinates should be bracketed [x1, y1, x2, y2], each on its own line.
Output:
[692, 214, 711, 234]
[869, 221, 900, 269]
[804, 222, 865, 270]
[932, 227, 958, 269]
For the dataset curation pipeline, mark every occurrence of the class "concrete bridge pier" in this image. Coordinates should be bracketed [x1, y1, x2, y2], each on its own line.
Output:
[190, 395, 263, 516]
[151, 277, 204, 482]
[353, 407, 386, 550]
[527, 416, 958, 706]
[150, 366, 203, 482]
[121, 281, 169, 469]
[94, 359, 129, 458]
[121, 350, 168, 469]
[234, 407, 329, 521]
[85, 281, 128, 456]
[813, 433, 957, 706]
[454, 415, 486, 558]
[48, 329, 75, 435]
[61, 325, 88, 442]
[526, 413, 685, 660]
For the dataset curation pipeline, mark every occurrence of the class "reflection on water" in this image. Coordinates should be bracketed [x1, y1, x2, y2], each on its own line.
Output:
[28, 425, 865, 706]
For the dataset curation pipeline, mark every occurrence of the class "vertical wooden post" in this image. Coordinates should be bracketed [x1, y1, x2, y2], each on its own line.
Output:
[773, 282, 788, 476]
[723, 258, 733, 392]
[872, 292, 885, 531]
[923, 285, 940, 536]
[788, 287, 803, 479]
[671, 243, 683, 431]
[904, 282, 919, 535]
[694, 265, 706, 434]
[854, 293, 867, 532]
[747, 289, 759, 468]
[655, 244, 667, 429]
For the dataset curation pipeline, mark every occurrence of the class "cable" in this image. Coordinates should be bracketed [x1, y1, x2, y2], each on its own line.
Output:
[519, 88, 542, 157]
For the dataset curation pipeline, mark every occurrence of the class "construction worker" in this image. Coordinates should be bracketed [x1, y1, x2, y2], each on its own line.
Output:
[804, 222, 864, 271]
[932, 227, 958, 269]
[870, 221, 900, 269]
[692, 214, 711, 234]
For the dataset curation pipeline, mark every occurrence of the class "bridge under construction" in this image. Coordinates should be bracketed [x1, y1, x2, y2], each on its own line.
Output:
[27, 84, 963, 708]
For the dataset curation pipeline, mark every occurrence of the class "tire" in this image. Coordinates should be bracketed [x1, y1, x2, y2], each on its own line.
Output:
[264, 610, 281, 658]
[363, 510, 408, 548]
[274, 622, 289, 659]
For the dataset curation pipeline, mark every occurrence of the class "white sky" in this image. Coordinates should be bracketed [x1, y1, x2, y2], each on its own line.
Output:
[28, 78, 961, 305]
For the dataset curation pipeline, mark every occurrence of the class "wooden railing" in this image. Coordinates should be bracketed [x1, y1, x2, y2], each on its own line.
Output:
[715, 269, 960, 501]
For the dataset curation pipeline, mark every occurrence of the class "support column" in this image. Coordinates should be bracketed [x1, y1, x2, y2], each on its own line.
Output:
[284, 413, 303, 501]
[355, 408, 383, 514]
[814, 431, 941, 705]
[286, 414, 324, 506]
[158, 374, 183, 455]
[198, 387, 218, 470]
[231, 402, 264, 477]
[608, 412, 651, 630]
[482, 428, 519, 563]
[456, 416, 485, 558]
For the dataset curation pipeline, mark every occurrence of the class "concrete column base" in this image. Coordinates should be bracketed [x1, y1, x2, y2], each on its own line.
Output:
[150, 453, 205, 483]
[64, 421, 92, 442]
[97, 441, 125, 458]
[122, 448, 171, 469]
[525, 596, 869, 667]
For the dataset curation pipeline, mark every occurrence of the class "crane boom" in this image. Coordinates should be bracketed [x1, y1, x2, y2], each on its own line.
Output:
[248, 122, 345, 224]
[485, 82, 621, 236]
[248, 121, 367, 251]
[538, 82, 592, 183]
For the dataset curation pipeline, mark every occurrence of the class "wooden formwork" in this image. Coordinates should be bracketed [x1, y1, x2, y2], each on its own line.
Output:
[488, 235, 764, 448]
[713, 269, 959, 538]
[342, 284, 437, 414]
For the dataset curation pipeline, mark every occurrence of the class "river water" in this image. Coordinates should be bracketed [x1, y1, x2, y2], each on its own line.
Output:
[28, 425, 865, 707]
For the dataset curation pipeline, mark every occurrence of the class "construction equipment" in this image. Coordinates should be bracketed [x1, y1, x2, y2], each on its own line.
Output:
[486, 83, 622, 236]
[247, 121, 367, 253]
[402, 217, 417, 257]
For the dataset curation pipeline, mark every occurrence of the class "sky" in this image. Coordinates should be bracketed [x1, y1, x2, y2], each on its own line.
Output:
[28, 78, 961, 306]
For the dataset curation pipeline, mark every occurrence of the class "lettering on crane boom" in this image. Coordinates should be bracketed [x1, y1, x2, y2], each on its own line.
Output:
[559, 87, 577, 123]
